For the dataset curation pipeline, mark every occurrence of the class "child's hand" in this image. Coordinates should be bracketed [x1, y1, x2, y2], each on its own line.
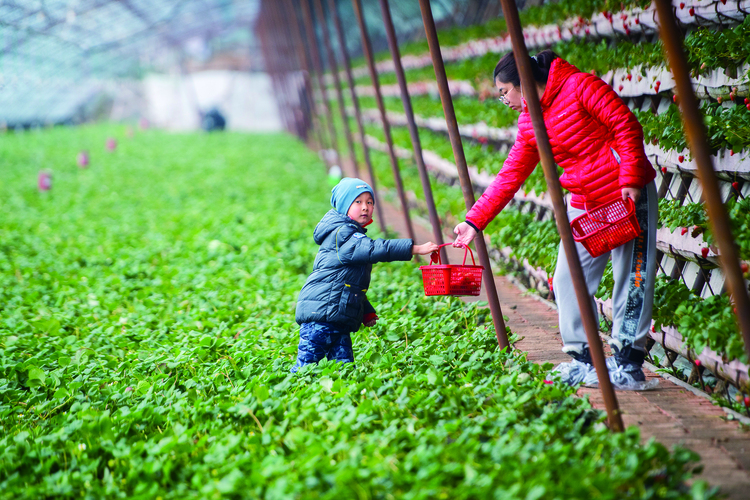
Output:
[412, 242, 440, 255]
[363, 312, 378, 327]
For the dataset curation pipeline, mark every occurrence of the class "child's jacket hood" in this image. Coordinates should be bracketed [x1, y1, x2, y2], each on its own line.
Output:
[313, 210, 365, 245]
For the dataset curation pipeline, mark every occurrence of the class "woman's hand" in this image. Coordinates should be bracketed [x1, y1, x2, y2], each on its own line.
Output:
[622, 187, 640, 203]
[412, 242, 440, 255]
[453, 222, 477, 248]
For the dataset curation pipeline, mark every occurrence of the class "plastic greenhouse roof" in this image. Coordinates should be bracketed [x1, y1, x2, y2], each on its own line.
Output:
[0, 0, 260, 126]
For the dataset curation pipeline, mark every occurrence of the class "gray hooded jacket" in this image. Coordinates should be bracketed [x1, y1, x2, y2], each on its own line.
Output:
[295, 210, 413, 331]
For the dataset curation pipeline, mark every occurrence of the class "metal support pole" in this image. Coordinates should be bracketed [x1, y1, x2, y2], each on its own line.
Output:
[379, 0, 448, 264]
[284, 0, 323, 146]
[351, 0, 416, 242]
[315, 0, 360, 177]
[655, 0, 750, 361]
[497, 0, 622, 430]
[300, 0, 341, 165]
[268, 2, 298, 136]
[329, 0, 388, 234]
[417, 0, 509, 351]
[290, 0, 326, 147]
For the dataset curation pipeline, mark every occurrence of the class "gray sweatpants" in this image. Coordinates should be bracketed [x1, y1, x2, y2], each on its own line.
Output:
[553, 181, 658, 352]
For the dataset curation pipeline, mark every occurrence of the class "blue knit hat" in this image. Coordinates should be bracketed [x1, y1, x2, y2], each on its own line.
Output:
[330, 177, 374, 215]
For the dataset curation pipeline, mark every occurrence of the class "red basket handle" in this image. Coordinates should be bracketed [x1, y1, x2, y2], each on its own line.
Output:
[583, 197, 635, 225]
[429, 243, 477, 266]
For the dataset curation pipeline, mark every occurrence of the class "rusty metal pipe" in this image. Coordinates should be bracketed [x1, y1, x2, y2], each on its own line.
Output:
[268, 2, 297, 136]
[314, 0, 360, 177]
[285, 0, 325, 148]
[417, 0, 509, 351]
[379, 0, 448, 264]
[655, 0, 750, 362]
[351, 0, 416, 242]
[497, 0, 622, 430]
[329, 0, 388, 234]
[300, 0, 341, 165]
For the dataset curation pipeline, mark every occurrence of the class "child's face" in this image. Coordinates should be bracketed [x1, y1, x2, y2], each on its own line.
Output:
[347, 192, 374, 225]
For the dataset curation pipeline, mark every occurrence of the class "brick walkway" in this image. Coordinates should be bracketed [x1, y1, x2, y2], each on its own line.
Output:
[373, 195, 750, 499]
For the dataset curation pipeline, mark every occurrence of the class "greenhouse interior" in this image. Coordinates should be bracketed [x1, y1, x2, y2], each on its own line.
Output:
[2, 0, 750, 497]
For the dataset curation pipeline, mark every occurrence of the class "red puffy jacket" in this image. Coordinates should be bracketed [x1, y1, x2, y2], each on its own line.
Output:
[466, 58, 655, 230]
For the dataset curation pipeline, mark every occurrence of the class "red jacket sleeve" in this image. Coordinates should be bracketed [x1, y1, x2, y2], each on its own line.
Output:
[576, 73, 652, 189]
[465, 121, 539, 231]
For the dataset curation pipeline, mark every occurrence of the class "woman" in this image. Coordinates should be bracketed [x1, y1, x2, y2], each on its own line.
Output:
[453, 50, 657, 389]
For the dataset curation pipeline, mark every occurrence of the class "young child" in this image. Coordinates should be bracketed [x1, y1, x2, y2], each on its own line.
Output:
[292, 178, 439, 372]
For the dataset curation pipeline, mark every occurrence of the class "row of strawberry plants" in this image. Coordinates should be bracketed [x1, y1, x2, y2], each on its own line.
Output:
[635, 102, 750, 155]
[350, 0, 748, 79]
[658, 196, 750, 261]
[353, 0, 648, 65]
[353, 93, 520, 130]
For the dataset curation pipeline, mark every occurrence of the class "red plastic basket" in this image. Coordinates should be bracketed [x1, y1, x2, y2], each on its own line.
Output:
[420, 243, 484, 296]
[570, 198, 641, 257]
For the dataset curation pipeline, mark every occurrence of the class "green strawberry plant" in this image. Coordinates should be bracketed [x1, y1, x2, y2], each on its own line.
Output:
[2, 123, 718, 498]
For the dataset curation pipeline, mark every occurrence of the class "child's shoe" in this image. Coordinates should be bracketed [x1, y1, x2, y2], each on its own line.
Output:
[546, 345, 598, 387]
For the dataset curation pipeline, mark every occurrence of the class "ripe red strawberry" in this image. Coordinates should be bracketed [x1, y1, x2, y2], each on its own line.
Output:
[717, 96, 723, 104]
[651, 325, 656, 333]
[624, 26, 631, 35]
[731, 150, 736, 156]
[745, 396, 750, 408]
[585, 28, 590, 35]
[746, 103, 750, 111]
[721, 0, 727, 4]
[740, 262, 749, 273]
[745, 98, 749, 105]
[729, 91, 735, 100]
[701, 247, 709, 258]
[661, 166, 667, 174]
[732, 181, 740, 190]
[681, 227, 688, 235]
[655, 81, 661, 92]
[619, 84, 624, 91]
[626, 74, 632, 81]
[678, 155, 684, 162]
[689, 7, 695, 15]
[679, 2, 685, 8]
[695, 359, 701, 367]
[635, 18, 640, 25]
[673, 94, 679, 104]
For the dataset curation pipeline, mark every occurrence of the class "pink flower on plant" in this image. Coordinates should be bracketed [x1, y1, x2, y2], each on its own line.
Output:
[77, 150, 89, 168]
[38, 171, 52, 191]
[106, 138, 117, 151]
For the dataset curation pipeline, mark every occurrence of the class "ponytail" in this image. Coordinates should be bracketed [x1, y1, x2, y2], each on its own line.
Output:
[493, 49, 559, 86]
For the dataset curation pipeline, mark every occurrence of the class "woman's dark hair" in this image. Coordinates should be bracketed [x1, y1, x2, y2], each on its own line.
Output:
[492, 50, 559, 86]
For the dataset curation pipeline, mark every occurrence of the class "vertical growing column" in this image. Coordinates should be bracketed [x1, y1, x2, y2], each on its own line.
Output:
[654, 0, 750, 362]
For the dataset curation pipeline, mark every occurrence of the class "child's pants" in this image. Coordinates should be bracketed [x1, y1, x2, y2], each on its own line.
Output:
[553, 181, 658, 353]
[291, 322, 355, 372]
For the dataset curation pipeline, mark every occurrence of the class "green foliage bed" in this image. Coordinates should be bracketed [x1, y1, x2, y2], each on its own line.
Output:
[0, 125, 713, 498]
